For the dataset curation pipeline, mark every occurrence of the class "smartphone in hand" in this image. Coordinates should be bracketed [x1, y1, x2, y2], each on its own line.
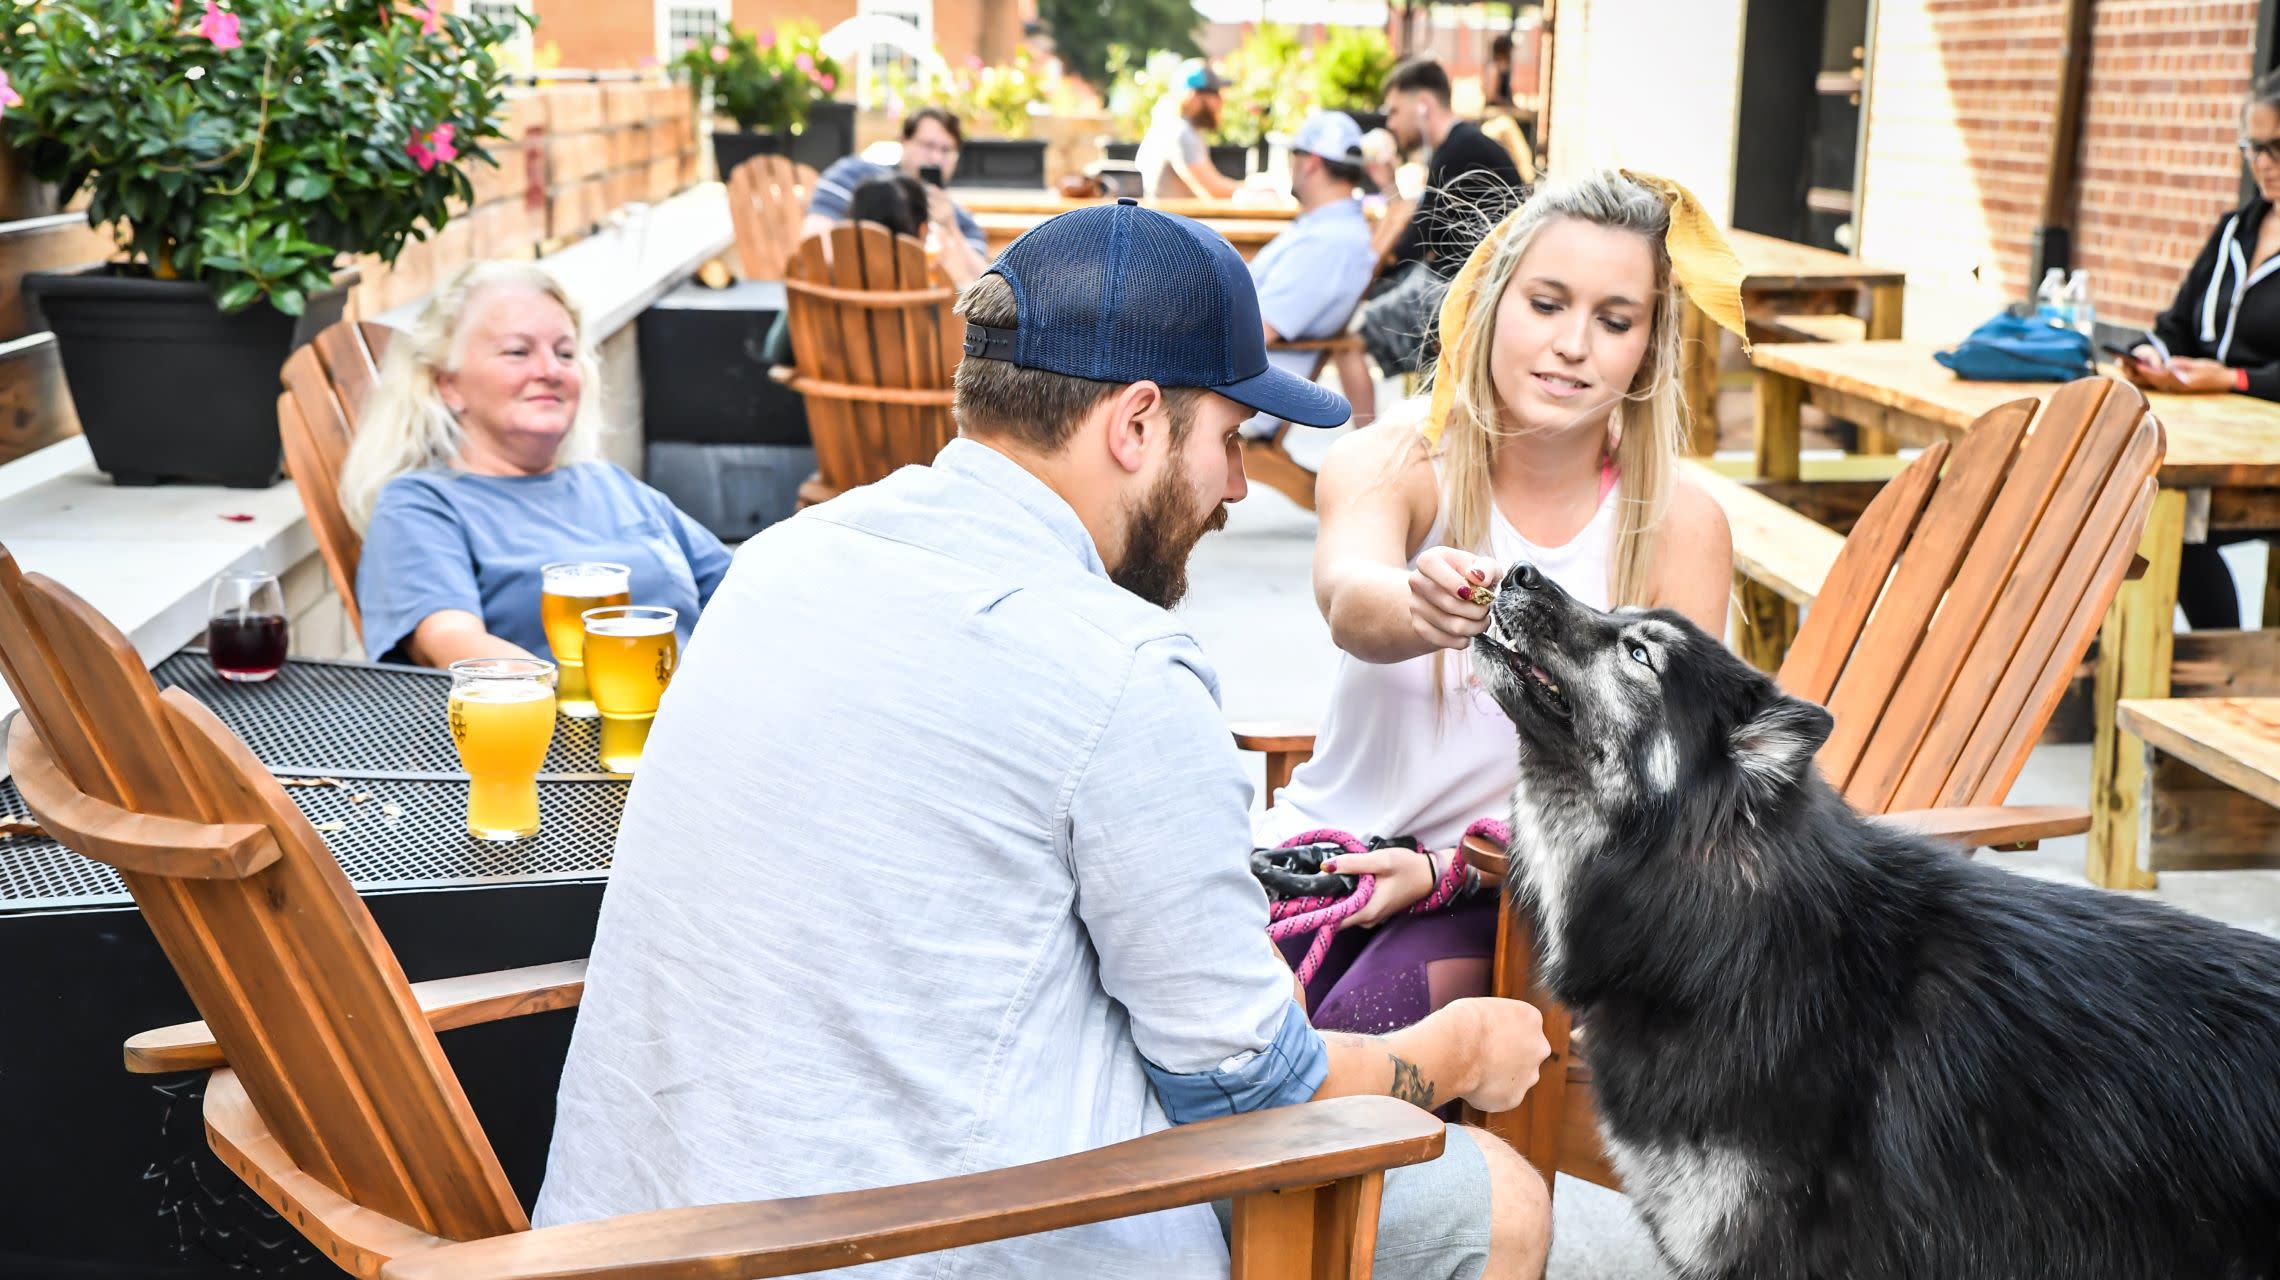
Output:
[918, 165, 946, 188]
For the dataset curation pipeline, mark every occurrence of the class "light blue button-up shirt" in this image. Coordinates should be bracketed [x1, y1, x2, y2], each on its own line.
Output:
[535, 439, 1326, 1278]
[1243, 198, 1377, 433]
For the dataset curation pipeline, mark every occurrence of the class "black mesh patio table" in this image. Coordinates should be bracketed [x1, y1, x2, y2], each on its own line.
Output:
[0, 650, 626, 911]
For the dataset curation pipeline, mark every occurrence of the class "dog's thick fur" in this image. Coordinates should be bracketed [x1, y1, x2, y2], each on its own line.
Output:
[1470, 563, 2280, 1280]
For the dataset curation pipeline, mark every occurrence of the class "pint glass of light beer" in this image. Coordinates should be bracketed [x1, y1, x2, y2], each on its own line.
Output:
[447, 657, 558, 841]
[580, 605, 678, 774]
[539, 562, 631, 718]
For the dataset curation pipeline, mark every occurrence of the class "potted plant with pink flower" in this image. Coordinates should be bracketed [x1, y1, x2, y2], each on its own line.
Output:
[0, 0, 526, 488]
[673, 21, 847, 183]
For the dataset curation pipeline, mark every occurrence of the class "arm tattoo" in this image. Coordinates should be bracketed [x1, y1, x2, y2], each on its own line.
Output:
[1387, 1053, 1435, 1109]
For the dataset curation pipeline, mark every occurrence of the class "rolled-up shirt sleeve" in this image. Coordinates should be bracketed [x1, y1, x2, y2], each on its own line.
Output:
[1065, 637, 1327, 1124]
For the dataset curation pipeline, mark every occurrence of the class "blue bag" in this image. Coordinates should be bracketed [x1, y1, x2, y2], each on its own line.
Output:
[1933, 311, 2096, 382]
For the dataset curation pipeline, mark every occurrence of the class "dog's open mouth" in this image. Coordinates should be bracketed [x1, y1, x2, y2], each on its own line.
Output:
[1480, 613, 1573, 720]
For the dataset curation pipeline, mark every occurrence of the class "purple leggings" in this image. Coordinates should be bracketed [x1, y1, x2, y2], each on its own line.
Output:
[1277, 897, 1501, 1034]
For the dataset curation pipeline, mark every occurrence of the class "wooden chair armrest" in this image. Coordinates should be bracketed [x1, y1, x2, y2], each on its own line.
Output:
[1870, 804, 2090, 850]
[377, 1096, 1444, 1280]
[1268, 334, 1363, 354]
[125, 958, 587, 1074]
[1461, 832, 1509, 882]
[1230, 720, 1317, 755]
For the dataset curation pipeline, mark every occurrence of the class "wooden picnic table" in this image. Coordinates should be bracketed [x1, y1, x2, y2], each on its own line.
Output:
[2118, 698, 2280, 869]
[1677, 229, 1907, 455]
[953, 188, 1304, 221]
[1748, 338, 2280, 891]
[974, 210, 1287, 261]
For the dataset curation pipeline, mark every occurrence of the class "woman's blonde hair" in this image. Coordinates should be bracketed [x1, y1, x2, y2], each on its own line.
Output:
[1417, 169, 1687, 609]
[339, 260, 603, 530]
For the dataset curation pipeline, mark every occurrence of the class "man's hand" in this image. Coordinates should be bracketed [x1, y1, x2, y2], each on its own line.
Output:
[924, 185, 958, 231]
[1439, 997, 1549, 1114]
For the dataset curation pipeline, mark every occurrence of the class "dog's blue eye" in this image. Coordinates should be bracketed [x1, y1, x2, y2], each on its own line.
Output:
[1629, 644, 1654, 669]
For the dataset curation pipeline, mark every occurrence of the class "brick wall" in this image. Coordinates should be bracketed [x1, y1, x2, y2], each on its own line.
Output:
[530, 0, 657, 73]
[1856, 0, 2258, 335]
[524, 0, 1022, 74]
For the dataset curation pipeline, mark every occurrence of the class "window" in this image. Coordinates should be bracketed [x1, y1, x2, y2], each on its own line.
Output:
[459, 0, 533, 70]
[656, 0, 730, 65]
[856, 0, 933, 110]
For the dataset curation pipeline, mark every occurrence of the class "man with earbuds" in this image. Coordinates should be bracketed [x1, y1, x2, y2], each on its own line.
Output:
[1369, 56, 1525, 276]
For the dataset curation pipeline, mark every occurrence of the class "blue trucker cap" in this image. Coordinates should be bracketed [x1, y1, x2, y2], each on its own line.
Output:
[961, 198, 1351, 429]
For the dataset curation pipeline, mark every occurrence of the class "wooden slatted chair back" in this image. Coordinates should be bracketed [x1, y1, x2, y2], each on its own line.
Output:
[1780, 376, 2164, 814]
[729, 155, 819, 281]
[277, 319, 394, 645]
[783, 224, 962, 502]
[0, 547, 525, 1247]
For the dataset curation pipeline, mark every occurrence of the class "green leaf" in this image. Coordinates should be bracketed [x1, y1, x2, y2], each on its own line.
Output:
[270, 287, 305, 317]
[215, 279, 261, 312]
[283, 172, 331, 201]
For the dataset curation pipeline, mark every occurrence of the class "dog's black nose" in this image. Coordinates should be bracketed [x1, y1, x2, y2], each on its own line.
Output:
[1511, 562, 1544, 591]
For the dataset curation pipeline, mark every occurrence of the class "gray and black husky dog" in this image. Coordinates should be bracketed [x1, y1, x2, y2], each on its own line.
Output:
[1469, 561, 2280, 1280]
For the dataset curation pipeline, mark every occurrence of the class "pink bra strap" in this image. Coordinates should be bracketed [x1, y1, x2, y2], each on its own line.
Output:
[1599, 458, 1620, 504]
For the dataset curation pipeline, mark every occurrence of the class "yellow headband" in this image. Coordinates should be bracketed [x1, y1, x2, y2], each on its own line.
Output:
[1419, 169, 1751, 447]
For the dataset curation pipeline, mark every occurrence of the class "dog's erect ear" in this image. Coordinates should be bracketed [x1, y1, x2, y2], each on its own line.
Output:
[1730, 692, 1834, 797]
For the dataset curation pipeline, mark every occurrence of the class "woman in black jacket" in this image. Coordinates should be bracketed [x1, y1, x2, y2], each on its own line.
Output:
[2123, 72, 2280, 627]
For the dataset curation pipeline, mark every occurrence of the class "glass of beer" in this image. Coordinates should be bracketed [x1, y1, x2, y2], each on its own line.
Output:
[540, 562, 630, 718]
[581, 605, 678, 774]
[447, 657, 558, 841]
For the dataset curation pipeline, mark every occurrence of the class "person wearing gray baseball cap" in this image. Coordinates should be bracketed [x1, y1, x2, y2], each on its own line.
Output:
[535, 196, 1554, 1280]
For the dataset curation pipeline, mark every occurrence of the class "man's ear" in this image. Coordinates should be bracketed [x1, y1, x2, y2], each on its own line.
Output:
[1102, 380, 1166, 475]
[1730, 691, 1833, 800]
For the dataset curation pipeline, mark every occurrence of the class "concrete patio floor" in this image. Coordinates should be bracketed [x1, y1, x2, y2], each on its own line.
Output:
[1178, 422, 2280, 1277]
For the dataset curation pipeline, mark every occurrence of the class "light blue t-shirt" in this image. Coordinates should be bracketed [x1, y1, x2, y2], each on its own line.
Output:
[356, 461, 732, 663]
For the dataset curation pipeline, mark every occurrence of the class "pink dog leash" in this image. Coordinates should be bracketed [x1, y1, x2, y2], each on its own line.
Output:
[1267, 818, 1512, 987]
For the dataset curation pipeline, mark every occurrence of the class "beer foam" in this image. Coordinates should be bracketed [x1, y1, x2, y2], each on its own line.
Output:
[584, 613, 675, 638]
[453, 678, 555, 704]
[543, 564, 632, 596]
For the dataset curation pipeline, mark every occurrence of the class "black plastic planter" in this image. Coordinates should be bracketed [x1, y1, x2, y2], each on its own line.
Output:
[711, 128, 784, 182]
[1209, 144, 1250, 181]
[790, 101, 856, 173]
[952, 138, 1049, 189]
[23, 267, 350, 488]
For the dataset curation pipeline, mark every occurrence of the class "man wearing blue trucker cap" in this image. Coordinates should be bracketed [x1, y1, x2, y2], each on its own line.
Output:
[537, 199, 1554, 1280]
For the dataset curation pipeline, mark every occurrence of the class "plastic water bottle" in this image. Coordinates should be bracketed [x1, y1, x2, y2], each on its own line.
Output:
[2064, 269, 2096, 339]
[2036, 268, 2069, 327]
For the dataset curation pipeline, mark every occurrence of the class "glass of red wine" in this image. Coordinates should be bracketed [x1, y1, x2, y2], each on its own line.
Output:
[207, 570, 288, 684]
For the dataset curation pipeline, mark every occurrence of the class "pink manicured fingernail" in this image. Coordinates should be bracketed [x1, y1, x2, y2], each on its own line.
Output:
[1457, 585, 1474, 601]
[1322, 859, 1337, 872]
[1469, 569, 1488, 583]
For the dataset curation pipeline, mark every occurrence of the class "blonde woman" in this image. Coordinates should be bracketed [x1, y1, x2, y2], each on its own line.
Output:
[1257, 170, 1739, 1032]
[341, 261, 731, 667]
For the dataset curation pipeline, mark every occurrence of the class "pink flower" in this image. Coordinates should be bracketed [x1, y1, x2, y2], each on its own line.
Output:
[0, 71, 20, 115]
[818, 72, 835, 92]
[414, 2, 442, 35]
[199, 3, 241, 50]
[795, 52, 814, 73]
[406, 123, 456, 171]
[759, 30, 776, 49]
[710, 44, 727, 63]
[966, 54, 984, 69]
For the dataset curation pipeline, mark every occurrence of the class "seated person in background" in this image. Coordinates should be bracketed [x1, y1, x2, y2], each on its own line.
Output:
[1369, 56, 1526, 275]
[535, 202, 1554, 1279]
[1243, 112, 1380, 440]
[1137, 60, 1244, 201]
[2123, 71, 2280, 628]
[763, 172, 931, 367]
[803, 106, 990, 287]
[341, 261, 731, 667]
[1483, 34, 1515, 110]
[1358, 57, 1528, 375]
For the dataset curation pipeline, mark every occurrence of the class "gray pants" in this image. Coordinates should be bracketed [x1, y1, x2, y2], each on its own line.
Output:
[1214, 1123, 1495, 1279]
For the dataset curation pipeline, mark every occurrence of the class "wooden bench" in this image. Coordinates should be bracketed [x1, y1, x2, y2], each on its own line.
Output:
[1761, 312, 1866, 344]
[2116, 697, 2280, 872]
[1678, 458, 1845, 671]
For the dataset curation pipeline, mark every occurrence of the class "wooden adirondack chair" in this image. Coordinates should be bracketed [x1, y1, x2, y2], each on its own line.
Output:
[1237, 376, 2165, 1192]
[1244, 332, 1366, 513]
[0, 544, 1442, 1280]
[276, 318, 394, 645]
[728, 154, 819, 282]
[779, 224, 963, 507]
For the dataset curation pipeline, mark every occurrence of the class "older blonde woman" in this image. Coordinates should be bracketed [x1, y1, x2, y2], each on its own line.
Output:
[341, 261, 731, 666]
[1257, 170, 1740, 1032]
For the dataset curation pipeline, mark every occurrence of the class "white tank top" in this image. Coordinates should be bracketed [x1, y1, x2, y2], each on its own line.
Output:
[1254, 474, 1621, 852]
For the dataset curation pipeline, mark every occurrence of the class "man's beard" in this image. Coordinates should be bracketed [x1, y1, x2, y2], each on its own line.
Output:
[1184, 97, 1221, 133]
[1111, 458, 1228, 610]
